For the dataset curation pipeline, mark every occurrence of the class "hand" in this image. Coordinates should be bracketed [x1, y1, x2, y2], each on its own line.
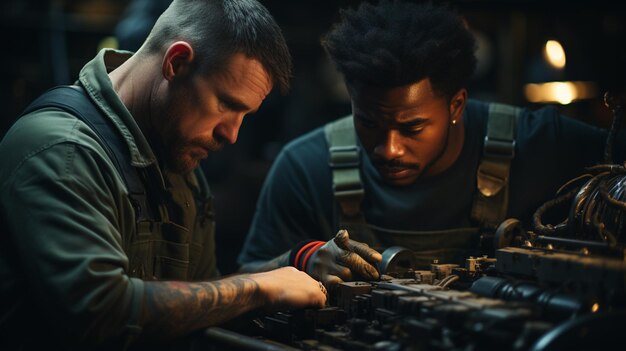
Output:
[251, 266, 327, 311]
[306, 229, 382, 286]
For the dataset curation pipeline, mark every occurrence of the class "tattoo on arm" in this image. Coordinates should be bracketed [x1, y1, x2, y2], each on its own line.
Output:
[138, 275, 262, 340]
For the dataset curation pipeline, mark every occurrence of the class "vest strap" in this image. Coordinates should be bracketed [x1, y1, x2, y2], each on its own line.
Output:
[20, 85, 152, 222]
[324, 116, 364, 217]
[471, 102, 521, 228]
[325, 103, 519, 235]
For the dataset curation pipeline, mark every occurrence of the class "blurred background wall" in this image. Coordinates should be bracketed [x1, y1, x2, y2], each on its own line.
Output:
[1, 0, 625, 274]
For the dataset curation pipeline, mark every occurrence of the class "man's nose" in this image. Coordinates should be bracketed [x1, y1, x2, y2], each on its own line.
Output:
[214, 113, 245, 145]
[373, 130, 404, 160]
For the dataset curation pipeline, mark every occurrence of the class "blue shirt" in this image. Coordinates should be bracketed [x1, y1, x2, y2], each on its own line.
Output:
[238, 99, 626, 264]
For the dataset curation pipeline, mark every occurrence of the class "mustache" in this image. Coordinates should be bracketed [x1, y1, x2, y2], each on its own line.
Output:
[191, 138, 224, 152]
[372, 158, 419, 170]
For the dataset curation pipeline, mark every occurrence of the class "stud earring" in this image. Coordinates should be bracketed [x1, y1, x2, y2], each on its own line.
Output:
[451, 119, 457, 125]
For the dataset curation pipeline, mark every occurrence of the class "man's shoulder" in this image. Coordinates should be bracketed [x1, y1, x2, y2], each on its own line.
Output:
[281, 124, 328, 158]
[465, 99, 489, 124]
[2, 107, 98, 150]
[0, 108, 109, 178]
[464, 99, 560, 131]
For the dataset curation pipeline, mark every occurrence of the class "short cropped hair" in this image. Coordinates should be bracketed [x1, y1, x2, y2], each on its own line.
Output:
[322, 0, 477, 99]
[143, 0, 292, 93]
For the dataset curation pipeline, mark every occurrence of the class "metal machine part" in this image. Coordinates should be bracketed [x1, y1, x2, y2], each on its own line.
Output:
[201, 94, 626, 350]
[202, 240, 626, 351]
[377, 245, 417, 276]
[202, 243, 626, 350]
[533, 92, 626, 244]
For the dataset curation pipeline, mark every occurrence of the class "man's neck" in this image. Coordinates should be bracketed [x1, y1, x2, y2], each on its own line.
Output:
[108, 53, 159, 133]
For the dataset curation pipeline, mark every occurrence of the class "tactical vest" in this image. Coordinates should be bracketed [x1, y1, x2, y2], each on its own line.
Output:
[325, 103, 520, 268]
[20, 85, 217, 281]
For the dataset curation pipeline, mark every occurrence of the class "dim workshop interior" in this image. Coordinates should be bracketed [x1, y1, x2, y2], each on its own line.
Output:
[1, 0, 625, 350]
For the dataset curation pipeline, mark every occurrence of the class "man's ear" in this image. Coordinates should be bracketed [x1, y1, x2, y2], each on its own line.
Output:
[449, 88, 467, 120]
[162, 41, 195, 81]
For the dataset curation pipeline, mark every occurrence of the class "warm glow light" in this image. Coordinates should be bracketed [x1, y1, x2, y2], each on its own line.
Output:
[554, 82, 575, 104]
[544, 40, 566, 69]
[524, 81, 598, 105]
[591, 303, 600, 313]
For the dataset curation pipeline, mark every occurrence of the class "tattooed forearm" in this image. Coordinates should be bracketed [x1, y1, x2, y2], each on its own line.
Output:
[238, 250, 290, 273]
[138, 275, 263, 340]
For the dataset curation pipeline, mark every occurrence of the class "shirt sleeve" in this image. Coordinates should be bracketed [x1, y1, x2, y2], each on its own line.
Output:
[510, 105, 626, 223]
[520, 105, 626, 173]
[1, 139, 144, 346]
[238, 133, 335, 265]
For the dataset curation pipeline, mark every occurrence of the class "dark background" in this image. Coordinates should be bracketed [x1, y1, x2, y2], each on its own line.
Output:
[1, 0, 625, 274]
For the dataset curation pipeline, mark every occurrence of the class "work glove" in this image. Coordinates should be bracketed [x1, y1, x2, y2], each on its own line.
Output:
[303, 229, 382, 286]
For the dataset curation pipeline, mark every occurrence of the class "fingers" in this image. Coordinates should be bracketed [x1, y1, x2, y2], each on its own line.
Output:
[333, 265, 353, 281]
[259, 267, 327, 309]
[338, 251, 380, 280]
[308, 250, 352, 282]
[333, 229, 350, 250]
[347, 240, 383, 266]
[323, 274, 344, 287]
[334, 229, 382, 265]
[316, 280, 328, 307]
[333, 229, 382, 279]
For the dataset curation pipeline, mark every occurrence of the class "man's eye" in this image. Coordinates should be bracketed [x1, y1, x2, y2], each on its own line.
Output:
[405, 125, 424, 134]
[401, 120, 427, 134]
[219, 100, 232, 111]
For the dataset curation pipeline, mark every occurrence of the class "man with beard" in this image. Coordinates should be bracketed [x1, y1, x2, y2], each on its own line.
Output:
[238, 0, 626, 285]
[0, 1, 326, 349]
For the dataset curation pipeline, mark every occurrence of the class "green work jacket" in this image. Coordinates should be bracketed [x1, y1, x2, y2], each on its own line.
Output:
[0, 49, 217, 349]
